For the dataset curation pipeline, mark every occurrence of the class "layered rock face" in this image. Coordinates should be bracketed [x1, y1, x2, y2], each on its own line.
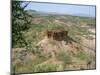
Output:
[36, 30, 74, 56]
[43, 30, 68, 41]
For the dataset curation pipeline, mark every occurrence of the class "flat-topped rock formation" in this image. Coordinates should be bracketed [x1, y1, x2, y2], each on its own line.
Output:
[36, 30, 76, 57]
[43, 30, 68, 41]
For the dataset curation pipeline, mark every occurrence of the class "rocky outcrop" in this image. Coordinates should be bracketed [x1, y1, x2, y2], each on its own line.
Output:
[36, 30, 76, 58]
[43, 30, 68, 41]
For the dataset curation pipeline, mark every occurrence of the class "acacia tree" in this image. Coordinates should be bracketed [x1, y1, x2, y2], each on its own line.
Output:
[12, 1, 31, 48]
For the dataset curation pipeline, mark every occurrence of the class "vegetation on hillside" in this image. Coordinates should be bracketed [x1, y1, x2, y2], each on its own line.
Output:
[12, 1, 96, 74]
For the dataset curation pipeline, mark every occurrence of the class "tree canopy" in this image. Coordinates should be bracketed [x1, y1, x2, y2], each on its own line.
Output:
[12, 1, 31, 48]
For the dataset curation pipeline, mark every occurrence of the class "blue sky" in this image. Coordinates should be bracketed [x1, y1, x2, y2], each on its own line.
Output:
[22, 2, 96, 17]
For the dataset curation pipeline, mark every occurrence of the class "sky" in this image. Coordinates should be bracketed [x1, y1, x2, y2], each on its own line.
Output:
[22, 2, 96, 17]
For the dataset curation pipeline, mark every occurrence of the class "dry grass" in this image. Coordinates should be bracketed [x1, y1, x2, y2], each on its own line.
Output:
[12, 14, 96, 73]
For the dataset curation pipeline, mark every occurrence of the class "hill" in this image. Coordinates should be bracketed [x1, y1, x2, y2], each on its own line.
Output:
[12, 13, 96, 73]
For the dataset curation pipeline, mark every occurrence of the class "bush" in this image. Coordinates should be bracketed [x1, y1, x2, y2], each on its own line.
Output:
[56, 51, 72, 64]
[32, 63, 58, 72]
[76, 50, 89, 61]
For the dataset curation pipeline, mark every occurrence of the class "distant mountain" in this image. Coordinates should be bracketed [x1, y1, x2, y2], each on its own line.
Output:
[26, 9, 59, 15]
[26, 9, 95, 18]
[25, 9, 37, 15]
[70, 13, 95, 18]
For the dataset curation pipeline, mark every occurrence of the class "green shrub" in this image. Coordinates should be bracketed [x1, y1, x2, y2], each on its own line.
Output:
[76, 50, 88, 61]
[56, 51, 72, 64]
[32, 63, 58, 72]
